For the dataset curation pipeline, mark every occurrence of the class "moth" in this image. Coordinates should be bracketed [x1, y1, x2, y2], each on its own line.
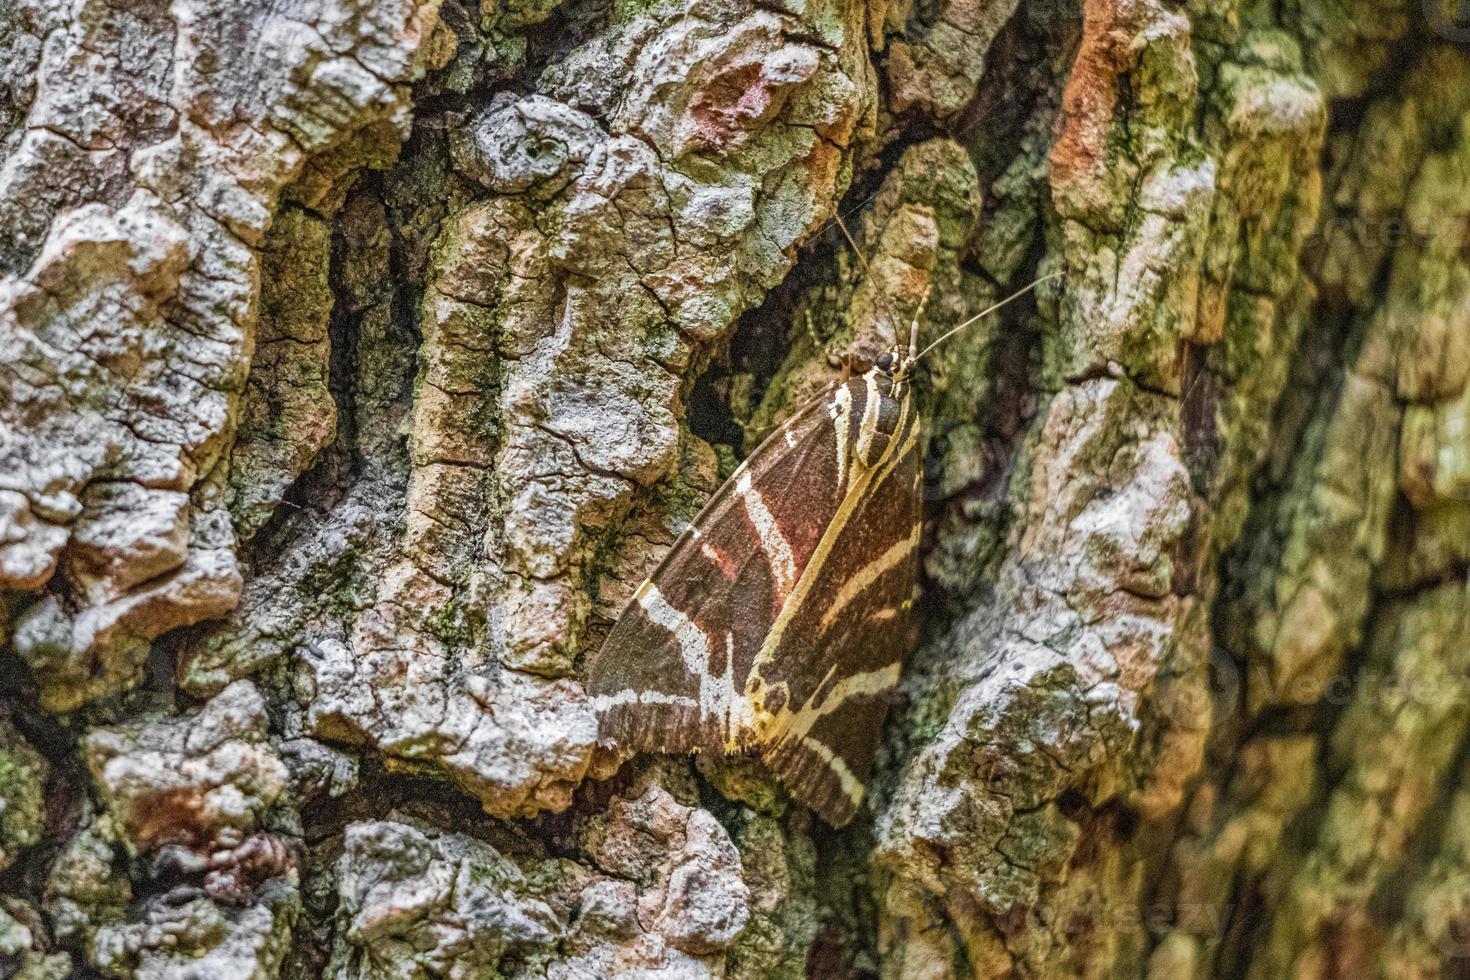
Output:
[586, 273, 1056, 827]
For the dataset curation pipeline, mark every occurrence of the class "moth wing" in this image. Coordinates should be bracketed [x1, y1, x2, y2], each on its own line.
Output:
[587, 383, 852, 757]
[755, 391, 922, 826]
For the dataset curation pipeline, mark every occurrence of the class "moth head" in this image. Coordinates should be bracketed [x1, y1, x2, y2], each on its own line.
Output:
[877, 346, 915, 383]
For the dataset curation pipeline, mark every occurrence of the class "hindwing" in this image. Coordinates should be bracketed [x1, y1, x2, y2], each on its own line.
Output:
[586, 369, 921, 826]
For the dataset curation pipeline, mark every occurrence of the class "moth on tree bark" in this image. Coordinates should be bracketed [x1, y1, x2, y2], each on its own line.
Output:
[1, 0, 1467, 977]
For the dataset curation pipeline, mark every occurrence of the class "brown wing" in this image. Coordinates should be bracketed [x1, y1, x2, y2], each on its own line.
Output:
[753, 384, 920, 826]
[586, 381, 851, 754]
[585, 370, 920, 826]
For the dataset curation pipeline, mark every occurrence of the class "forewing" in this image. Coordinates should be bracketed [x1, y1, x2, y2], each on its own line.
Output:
[586, 381, 856, 756]
[755, 388, 921, 826]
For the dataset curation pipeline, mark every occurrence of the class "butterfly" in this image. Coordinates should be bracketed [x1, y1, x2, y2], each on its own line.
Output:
[585, 272, 1057, 826]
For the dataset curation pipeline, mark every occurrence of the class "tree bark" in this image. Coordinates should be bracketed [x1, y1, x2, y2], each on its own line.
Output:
[1, 0, 1467, 976]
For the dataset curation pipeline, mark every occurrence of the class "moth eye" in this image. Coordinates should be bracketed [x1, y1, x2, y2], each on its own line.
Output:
[877, 352, 894, 373]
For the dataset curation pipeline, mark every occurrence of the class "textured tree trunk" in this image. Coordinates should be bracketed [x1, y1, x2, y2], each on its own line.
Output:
[2, 0, 1468, 976]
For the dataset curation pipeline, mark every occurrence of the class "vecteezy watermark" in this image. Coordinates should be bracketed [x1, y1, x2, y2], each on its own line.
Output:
[1425, 0, 1470, 42]
[991, 900, 1236, 939]
[1306, 213, 1470, 252]
[1153, 647, 1470, 732]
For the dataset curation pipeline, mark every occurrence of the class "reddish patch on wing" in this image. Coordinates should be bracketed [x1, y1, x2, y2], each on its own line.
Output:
[700, 540, 742, 582]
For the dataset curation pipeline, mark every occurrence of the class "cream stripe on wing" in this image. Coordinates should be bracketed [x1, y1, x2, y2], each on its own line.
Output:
[638, 584, 743, 736]
[774, 663, 903, 742]
[867, 598, 912, 623]
[736, 470, 798, 599]
[795, 735, 864, 805]
[818, 523, 920, 633]
[749, 391, 918, 678]
[854, 371, 881, 465]
[638, 585, 712, 678]
[593, 690, 699, 711]
[831, 384, 852, 489]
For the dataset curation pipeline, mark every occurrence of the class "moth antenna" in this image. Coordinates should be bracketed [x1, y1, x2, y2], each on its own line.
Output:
[832, 212, 875, 282]
[912, 271, 1064, 365]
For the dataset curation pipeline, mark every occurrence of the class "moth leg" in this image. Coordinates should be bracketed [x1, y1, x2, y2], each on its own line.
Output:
[906, 282, 932, 353]
[802, 309, 823, 350]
